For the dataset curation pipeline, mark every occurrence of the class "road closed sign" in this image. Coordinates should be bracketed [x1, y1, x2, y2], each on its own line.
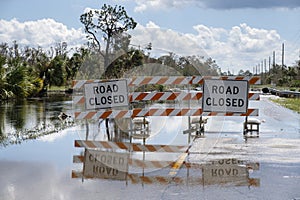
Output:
[202, 79, 249, 113]
[84, 80, 129, 110]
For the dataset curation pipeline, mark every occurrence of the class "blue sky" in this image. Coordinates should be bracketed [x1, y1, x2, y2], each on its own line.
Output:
[1, 0, 300, 73]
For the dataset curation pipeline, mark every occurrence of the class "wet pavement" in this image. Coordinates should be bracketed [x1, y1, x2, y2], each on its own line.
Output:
[0, 95, 300, 200]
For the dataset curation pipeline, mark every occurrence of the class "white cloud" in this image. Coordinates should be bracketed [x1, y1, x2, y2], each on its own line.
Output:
[133, 0, 192, 12]
[0, 18, 87, 50]
[130, 22, 297, 72]
[130, 22, 208, 57]
[227, 23, 281, 53]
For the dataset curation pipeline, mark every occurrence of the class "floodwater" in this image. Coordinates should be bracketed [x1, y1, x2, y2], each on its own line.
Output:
[0, 95, 300, 200]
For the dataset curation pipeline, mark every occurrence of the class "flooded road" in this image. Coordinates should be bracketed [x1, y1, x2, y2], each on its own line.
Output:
[0, 95, 300, 200]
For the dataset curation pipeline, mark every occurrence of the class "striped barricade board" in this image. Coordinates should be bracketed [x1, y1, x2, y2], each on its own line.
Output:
[74, 108, 259, 120]
[72, 76, 261, 89]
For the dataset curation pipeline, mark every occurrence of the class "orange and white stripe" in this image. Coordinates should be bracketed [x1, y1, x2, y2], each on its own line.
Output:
[74, 108, 202, 119]
[203, 108, 259, 116]
[129, 159, 175, 168]
[73, 155, 176, 168]
[248, 92, 260, 100]
[72, 79, 101, 90]
[74, 140, 188, 153]
[128, 76, 261, 86]
[74, 108, 259, 119]
[75, 155, 259, 170]
[127, 174, 185, 185]
[130, 91, 202, 101]
[73, 155, 85, 163]
[72, 171, 259, 186]
[127, 174, 204, 185]
[72, 76, 261, 89]
[128, 76, 194, 86]
[200, 76, 261, 85]
[71, 171, 89, 179]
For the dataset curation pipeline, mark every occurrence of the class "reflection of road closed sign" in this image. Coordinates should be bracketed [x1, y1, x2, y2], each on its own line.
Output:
[202, 159, 248, 185]
[202, 79, 249, 113]
[84, 80, 128, 110]
[84, 150, 128, 180]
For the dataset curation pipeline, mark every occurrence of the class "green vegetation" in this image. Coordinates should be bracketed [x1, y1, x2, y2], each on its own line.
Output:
[0, 41, 87, 99]
[271, 97, 300, 113]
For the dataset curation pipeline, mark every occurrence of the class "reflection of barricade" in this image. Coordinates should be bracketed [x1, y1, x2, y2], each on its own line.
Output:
[72, 150, 260, 187]
[72, 140, 189, 182]
[74, 140, 188, 152]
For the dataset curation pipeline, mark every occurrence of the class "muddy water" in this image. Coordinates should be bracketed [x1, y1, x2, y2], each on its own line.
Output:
[0, 96, 300, 200]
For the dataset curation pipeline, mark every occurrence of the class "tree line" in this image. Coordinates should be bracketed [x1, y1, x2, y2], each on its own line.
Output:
[234, 62, 300, 88]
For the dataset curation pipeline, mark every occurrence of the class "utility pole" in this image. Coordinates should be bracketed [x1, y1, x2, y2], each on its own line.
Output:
[264, 59, 267, 74]
[261, 60, 264, 84]
[273, 51, 276, 66]
[256, 65, 258, 75]
[282, 43, 284, 70]
[268, 56, 271, 75]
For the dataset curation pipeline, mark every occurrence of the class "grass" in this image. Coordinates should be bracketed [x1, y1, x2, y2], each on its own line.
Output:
[48, 86, 66, 91]
[271, 97, 300, 113]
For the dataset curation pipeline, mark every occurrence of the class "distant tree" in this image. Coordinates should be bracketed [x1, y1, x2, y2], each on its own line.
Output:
[105, 49, 144, 78]
[80, 4, 137, 72]
[238, 69, 252, 76]
[65, 47, 89, 87]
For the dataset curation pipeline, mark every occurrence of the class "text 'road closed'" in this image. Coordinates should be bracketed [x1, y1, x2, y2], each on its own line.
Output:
[84, 80, 129, 110]
[202, 79, 249, 113]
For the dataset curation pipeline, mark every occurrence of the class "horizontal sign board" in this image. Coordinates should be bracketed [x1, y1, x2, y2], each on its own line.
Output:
[84, 80, 128, 110]
[202, 79, 249, 113]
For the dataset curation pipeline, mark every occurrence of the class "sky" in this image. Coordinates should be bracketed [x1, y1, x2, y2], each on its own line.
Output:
[1, 0, 300, 73]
